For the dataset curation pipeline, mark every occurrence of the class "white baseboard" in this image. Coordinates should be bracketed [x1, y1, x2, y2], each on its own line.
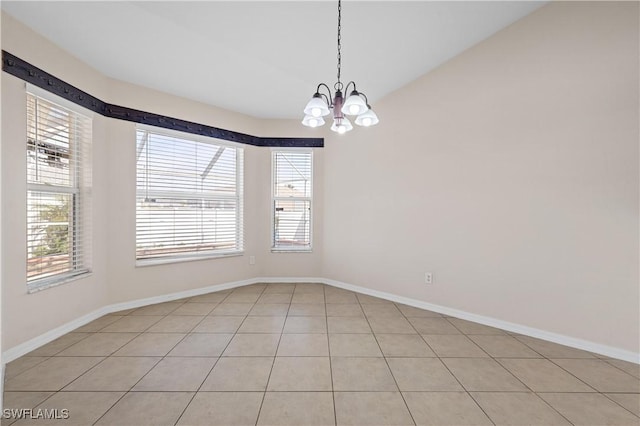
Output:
[2, 276, 638, 365]
[323, 277, 640, 364]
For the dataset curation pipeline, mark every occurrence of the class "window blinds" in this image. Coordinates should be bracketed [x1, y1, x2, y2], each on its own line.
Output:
[136, 129, 244, 261]
[272, 151, 312, 250]
[26, 93, 92, 287]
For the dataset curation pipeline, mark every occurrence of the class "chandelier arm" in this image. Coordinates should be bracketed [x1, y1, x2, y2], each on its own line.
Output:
[344, 81, 357, 95]
[359, 91, 369, 105]
[315, 83, 334, 106]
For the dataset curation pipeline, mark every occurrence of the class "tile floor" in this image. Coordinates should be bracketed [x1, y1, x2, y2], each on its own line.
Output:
[2, 283, 639, 425]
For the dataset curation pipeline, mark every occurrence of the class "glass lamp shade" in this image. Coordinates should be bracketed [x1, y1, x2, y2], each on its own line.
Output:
[354, 108, 379, 127]
[330, 117, 353, 134]
[303, 95, 331, 117]
[301, 114, 326, 128]
[341, 91, 368, 116]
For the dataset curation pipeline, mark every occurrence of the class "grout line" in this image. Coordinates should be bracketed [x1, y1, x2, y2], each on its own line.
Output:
[323, 285, 338, 426]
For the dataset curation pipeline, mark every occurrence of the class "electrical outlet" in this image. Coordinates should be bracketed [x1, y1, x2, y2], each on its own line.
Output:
[425, 272, 433, 284]
[249, 256, 256, 265]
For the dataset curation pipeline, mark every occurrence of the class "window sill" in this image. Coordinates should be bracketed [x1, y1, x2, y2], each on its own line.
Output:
[27, 270, 92, 294]
[271, 248, 313, 253]
[136, 251, 244, 267]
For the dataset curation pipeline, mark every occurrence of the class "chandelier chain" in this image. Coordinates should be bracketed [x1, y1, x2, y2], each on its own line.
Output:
[335, 0, 342, 91]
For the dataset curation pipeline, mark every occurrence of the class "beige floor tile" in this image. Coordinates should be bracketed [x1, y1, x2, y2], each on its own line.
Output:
[283, 316, 327, 333]
[267, 357, 332, 391]
[2, 392, 55, 414]
[188, 293, 228, 303]
[14, 392, 124, 426]
[368, 316, 416, 334]
[334, 391, 413, 426]
[447, 318, 506, 335]
[223, 334, 280, 356]
[210, 303, 254, 316]
[201, 357, 273, 391]
[327, 317, 371, 334]
[277, 334, 329, 356]
[606, 393, 640, 417]
[376, 334, 436, 357]
[5, 357, 103, 391]
[248, 304, 290, 316]
[130, 302, 182, 316]
[552, 359, 640, 392]
[263, 283, 296, 294]
[112, 333, 186, 356]
[395, 304, 442, 318]
[409, 318, 461, 334]
[4, 357, 50, 379]
[329, 334, 382, 357]
[192, 316, 244, 333]
[422, 334, 488, 358]
[498, 358, 594, 392]
[514, 335, 597, 358]
[147, 316, 203, 333]
[74, 316, 123, 332]
[133, 357, 216, 391]
[177, 392, 263, 426]
[294, 283, 326, 294]
[288, 303, 326, 316]
[237, 316, 286, 333]
[258, 392, 335, 426]
[326, 304, 364, 317]
[472, 392, 570, 425]
[607, 359, 640, 379]
[291, 293, 325, 304]
[469, 335, 542, 358]
[387, 358, 463, 391]
[256, 293, 292, 304]
[403, 391, 492, 425]
[101, 316, 164, 333]
[443, 358, 527, 391]
[325, 292, 358, 304]
[332, 357, 397, 391]
[171, 303, 217, 316]
[64, 357, 160, 391]
[95, 391, 193, 426]
[539, 393, 640, 425]
[56, 333, 138, 356]
[356, 294, 393, 304]
[361, 304, 403, 318]
[25, 334, 90, 357]
[168, 333, 233, 357]
[224, 293, 261, 303]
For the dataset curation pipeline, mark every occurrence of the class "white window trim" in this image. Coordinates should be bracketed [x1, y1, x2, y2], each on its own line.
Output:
[135, 126, 245, 265]
[270, 148, 313, 253]
[26, 87, 93, 292]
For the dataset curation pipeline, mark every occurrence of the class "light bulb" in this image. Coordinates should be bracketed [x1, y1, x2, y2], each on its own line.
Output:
[349, 104, 360, 115]
[337, 125, 346, 134]
[362, 117, 372, 127]
[311, 107, 322, 117]
[308, 118, 319, 127]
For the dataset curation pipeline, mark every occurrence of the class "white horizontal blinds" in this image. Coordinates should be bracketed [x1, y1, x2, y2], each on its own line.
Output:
[136, 129, 244, 260]
[26, 93, 92, 285]
[273, 151, 312, 249]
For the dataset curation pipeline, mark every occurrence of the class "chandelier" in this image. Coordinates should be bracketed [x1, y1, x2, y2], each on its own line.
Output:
[302, 0, 379, 134]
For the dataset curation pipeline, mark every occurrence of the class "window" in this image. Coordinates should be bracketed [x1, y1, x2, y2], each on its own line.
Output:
[27, 92, 92, 290]
[136, 128, 244, 262]
[272, 150, 312, 251]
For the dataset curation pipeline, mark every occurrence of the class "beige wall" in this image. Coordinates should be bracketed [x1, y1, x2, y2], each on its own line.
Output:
[321, 1, 639, 352]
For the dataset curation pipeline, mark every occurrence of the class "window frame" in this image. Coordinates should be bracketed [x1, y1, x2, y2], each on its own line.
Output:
[26, 86, 93, 292]
[271, 148, 313, 252]
[135, 125, 245, 266]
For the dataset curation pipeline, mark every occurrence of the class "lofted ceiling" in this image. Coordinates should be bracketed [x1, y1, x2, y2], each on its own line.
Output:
[2, 1, 545, 119]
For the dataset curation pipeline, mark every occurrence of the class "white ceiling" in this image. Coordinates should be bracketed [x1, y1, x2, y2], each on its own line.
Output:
[2, 1, 544, 119]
